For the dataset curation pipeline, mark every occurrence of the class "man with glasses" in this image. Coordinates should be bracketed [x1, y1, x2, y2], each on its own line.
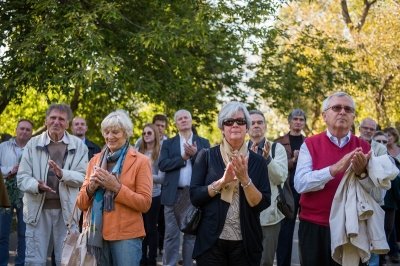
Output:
[248, 110, 288, 266]
[359, 118, 387, 156]
[294, 91, 377, 265]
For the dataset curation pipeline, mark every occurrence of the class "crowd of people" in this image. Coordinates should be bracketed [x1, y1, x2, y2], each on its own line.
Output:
[0, 91, 400, 266]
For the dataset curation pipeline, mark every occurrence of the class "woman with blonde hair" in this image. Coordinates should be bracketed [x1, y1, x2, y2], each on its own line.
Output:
[77, 110, 152, 266]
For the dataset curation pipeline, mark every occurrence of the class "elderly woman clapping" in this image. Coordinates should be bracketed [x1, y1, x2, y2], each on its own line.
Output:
[77, 110, 152, 266]
[190, 101, 271, 266]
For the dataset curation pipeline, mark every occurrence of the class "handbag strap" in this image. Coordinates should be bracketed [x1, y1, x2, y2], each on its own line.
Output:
[66, 199, 92, 232]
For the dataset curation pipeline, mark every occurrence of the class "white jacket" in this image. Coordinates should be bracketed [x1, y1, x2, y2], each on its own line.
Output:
[330, 154, 399, 265]
[17, 131, 88, 226]
[259, 141, 288, 226]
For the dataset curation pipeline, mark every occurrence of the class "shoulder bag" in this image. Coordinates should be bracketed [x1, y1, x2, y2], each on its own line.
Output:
[173, 149, 209, 235]
[61, 203, 96, 266]
[271, 142, 295, 219]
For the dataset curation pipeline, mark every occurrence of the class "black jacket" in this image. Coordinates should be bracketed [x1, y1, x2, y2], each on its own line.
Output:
[190, 146, 271, 265]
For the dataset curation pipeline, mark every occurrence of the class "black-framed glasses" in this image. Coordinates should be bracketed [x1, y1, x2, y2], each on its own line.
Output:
[375, 139, 388, 144]
[325, 105, 355, 113]
[142, 131, 153, 136]
[222, 118, 247, 126]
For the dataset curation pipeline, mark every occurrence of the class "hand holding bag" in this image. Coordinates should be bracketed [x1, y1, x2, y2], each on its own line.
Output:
[61, 203, 96, 266]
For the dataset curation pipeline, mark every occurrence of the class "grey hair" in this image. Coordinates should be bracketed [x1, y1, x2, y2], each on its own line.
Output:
[360, 117, 377, 128]
[321, 91, 356, 112]
[249, 110, 266, 122]
[218, 101, 251, 130]
[174, 109, 192, 122]
[288, 109, 306, 123]
[46, 103, 73, 122]
[101, 110, 133, 138]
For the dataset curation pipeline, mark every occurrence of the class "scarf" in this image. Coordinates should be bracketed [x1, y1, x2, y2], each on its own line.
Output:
[219, 138, 248, 203]
[87, 141, 129, 261]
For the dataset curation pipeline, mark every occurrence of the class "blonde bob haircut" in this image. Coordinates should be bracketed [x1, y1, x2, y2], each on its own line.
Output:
[101, 109, 133, 139]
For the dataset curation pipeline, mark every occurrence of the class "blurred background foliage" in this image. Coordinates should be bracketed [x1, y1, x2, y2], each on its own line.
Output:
[1, 0, 399, 145]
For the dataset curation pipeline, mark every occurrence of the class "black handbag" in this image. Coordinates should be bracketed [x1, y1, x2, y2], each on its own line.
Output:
[173, 149, 210, 235]
[276, 180, 295, 219]
[173, 187, 201, 235]
[271, 142, 295, 219]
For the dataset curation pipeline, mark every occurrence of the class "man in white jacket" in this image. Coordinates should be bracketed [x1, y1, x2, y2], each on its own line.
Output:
[248, 109, 288, 266]
[17, 104, 88, 265]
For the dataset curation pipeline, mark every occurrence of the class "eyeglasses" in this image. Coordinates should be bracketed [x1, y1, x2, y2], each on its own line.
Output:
[251, 120, 264, 126]
[375, 139, 388, 144]
[222, 118, 247, 126]
[142, 131, 153, 136]
[325, 105, 355, 113]
[360, 126, 376, 132]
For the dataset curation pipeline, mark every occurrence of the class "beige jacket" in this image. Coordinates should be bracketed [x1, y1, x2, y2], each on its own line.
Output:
[330, 154, 399, 265]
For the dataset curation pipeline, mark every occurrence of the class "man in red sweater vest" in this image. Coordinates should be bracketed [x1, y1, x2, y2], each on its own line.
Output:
[294, 91, 372, 266]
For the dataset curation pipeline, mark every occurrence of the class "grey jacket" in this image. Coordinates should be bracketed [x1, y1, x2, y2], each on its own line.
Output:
[17, 131, 88, 226]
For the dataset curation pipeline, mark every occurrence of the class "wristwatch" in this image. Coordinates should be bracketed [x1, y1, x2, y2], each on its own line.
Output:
[358, 172, 367, 179]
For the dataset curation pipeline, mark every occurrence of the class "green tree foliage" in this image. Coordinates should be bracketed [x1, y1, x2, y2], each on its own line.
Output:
[0, 0, 279, 141]
[249, 24, 372, 133]
[250, 0, 400, 133]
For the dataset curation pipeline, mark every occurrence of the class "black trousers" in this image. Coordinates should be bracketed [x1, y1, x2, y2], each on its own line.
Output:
[196, 239, 250, 266]
[298, 220, 367, 266]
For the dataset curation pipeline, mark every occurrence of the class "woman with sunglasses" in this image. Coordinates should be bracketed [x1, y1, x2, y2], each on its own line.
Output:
[190, 101, 271, 266]
[138, 123, 164, 266]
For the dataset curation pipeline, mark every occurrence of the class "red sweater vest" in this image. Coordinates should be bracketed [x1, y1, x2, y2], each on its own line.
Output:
[299, 132, 370, 226]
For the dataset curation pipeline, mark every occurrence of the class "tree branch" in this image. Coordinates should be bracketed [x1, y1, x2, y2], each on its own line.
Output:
[340, 0, 354, 31]
[356, 0, 377, 32]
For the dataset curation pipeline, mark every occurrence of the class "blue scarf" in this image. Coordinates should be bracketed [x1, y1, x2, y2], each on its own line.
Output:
[87, 141, 129, 261]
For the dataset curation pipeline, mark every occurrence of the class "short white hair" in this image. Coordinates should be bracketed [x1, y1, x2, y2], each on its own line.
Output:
[174, 109, 192, 122]
[101, 110, 133, 138]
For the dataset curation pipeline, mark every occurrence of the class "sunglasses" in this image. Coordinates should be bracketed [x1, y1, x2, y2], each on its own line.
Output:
[375, 139, 388, 144]
[325, 105, 355, 113]
[142, 131, 153, 136]
[222, 118, 247, 127]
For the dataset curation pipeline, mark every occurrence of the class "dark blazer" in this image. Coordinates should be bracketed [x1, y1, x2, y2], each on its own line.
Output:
[159, 134, 210, 206]
[190, 146, 271, 266]
[85, 138, 101, 160]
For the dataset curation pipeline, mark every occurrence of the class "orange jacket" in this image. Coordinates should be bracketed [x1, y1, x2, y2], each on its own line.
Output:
[77, 147, 152, 240]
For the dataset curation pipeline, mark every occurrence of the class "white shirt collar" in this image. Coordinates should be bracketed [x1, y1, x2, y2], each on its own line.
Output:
[326, 130, 351, 148]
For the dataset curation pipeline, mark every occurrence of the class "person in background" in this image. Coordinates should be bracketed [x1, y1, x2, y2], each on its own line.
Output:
[0, 119, 33, 266]
[135, 114, 169, 149]
[17, 104, 88, 265]
[359, 118, 387, 156]
[382, 128, 400, 264]
[158, 109, 210, 266]
[275, 108, 306, 266]
[247, 110, 288, 266]
[294, 92, 374, 265]
[384, 127, 400, 161]
[190, 101, 271, 266]
[71, 116, 101, 160]
[77, 110, 152, 265]
[138, 123, 164, 266]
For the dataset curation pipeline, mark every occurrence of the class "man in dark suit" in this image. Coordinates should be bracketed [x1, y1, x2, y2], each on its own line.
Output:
[71, 117, 101, 160]
[159, 109, 210, 266]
